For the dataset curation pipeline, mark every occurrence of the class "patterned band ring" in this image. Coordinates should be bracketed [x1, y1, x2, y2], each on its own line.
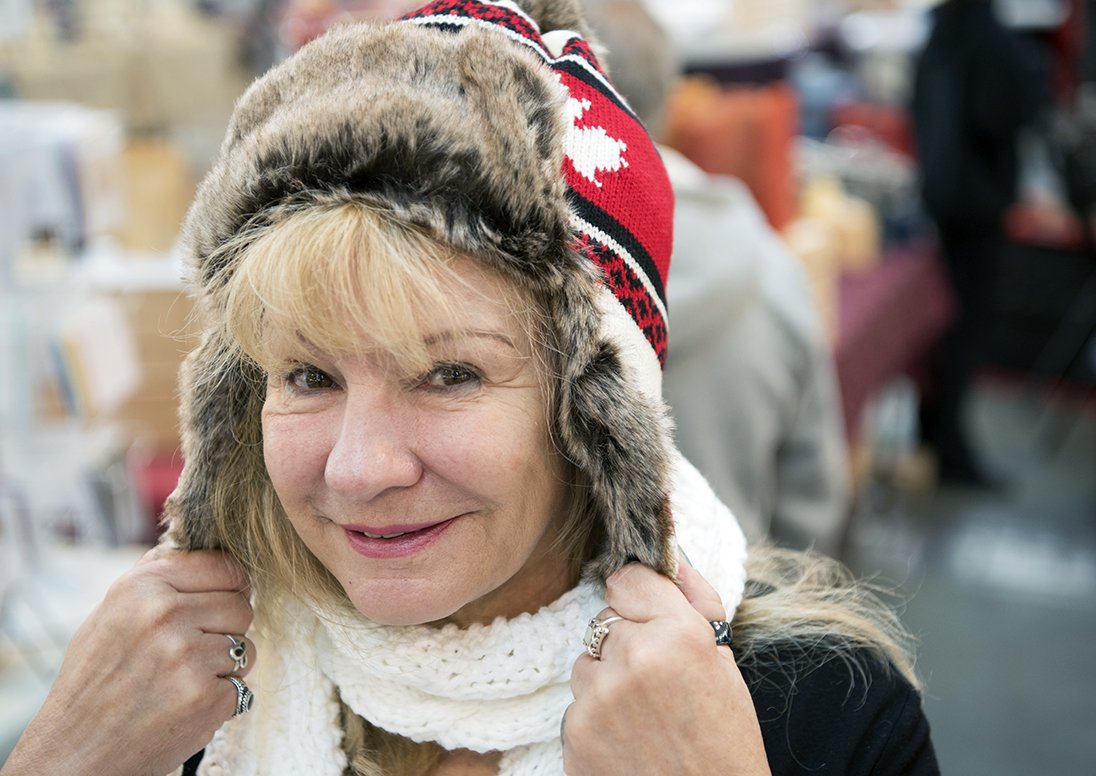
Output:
[227, 676, 254, 717]
[582, 615, 626, 660]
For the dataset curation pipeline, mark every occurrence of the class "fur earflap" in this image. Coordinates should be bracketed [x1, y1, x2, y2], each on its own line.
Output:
[165, 0, 677, 582]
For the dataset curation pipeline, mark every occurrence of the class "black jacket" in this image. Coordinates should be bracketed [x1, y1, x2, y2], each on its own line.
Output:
[912, 0, 1039, 230]
[745, 643, 939, 774]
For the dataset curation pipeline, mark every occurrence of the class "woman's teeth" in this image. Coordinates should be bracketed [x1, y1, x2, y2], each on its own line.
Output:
[359, 530, 408, 539]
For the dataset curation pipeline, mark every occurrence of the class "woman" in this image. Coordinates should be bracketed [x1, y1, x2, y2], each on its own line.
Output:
[2, 2, 938, 774]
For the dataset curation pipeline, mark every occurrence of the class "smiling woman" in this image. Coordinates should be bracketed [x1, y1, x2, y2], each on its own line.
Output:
[209, 202, 586, 628]
[0, 2, 939, 776]
[238, 214, 574, 627]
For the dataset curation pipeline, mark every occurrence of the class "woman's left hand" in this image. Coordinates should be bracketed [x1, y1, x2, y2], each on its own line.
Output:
[564, 561, 771, 776]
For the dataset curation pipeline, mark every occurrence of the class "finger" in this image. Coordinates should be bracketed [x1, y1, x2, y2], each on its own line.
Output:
[675, 557, 728, 623]
[146, 548, 250, 595]
[603, 563, 689, 622]
[162, 590, 253, 637]
[569, 651, 599, 697]
[559, 702, 572, 746]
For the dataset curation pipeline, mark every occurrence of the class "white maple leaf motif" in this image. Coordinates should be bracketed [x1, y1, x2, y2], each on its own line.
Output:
[563, 95, 628, 188]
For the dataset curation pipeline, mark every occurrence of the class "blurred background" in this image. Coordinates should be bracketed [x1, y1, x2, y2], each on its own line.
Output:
[0, 0, 1093, 772]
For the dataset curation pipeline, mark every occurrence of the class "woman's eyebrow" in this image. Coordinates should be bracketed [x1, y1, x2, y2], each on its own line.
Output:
[423, 330, 520, 352]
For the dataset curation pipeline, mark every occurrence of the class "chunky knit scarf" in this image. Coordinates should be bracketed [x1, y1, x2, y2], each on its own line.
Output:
[196, 454, 747, 775]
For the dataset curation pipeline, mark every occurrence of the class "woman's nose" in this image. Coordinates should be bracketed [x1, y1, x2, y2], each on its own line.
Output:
[323, 389, 423, 500]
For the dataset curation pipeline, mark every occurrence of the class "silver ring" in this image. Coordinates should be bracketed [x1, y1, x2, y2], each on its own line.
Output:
[227, 676, 254, 717]
[226, 634, 248, 674]
[582, 615, 625, 659]
[710, 620, 733, 647]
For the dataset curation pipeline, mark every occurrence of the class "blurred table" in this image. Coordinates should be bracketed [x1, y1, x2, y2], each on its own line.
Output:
[834, 241, 957, 440]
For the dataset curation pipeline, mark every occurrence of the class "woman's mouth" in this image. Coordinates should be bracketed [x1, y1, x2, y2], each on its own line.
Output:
[342, 518, 457, 559]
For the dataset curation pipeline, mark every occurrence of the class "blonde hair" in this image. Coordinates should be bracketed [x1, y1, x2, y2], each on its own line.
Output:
[225, 202, 467, 376]
[735, 545, 920, 690]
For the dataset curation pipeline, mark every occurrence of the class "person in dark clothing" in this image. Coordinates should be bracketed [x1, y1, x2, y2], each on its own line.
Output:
[912, 0, 1041, 486]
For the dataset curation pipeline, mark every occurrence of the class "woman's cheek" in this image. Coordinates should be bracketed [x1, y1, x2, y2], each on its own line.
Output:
[262, 412, 326, 496]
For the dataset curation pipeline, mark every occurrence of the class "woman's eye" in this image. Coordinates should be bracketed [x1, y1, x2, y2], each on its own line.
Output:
[423, 363, 479, 389]
[286, 366, 336, 392]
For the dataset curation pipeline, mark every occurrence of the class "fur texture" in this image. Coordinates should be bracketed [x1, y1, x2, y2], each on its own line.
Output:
[165, 1, 676, 581]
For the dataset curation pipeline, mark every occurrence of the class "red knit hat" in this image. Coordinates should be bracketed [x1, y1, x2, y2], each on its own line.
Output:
[405, 0, 674, 370]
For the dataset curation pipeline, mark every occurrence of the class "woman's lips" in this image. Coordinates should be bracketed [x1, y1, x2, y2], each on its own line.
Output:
[342, 517, 457, 559]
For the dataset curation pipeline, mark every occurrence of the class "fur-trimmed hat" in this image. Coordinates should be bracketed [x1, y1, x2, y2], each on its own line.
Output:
[164, 0, 678, 581]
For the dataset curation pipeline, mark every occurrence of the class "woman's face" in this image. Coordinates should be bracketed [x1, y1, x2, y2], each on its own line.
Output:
[261, 257, 572, 627]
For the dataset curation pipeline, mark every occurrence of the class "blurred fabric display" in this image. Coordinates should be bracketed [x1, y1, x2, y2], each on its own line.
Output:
[1, 0, 1094, 772]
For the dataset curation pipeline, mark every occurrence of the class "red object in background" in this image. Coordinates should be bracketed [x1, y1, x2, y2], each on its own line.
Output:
[834, 242, 957, 440]
[664, 78, 799, 231]
[1050, 0, 1086, 104]
[133, 453, 184, 538]
[1004, 202, 1088, 249]
[829, 101, 916, 158]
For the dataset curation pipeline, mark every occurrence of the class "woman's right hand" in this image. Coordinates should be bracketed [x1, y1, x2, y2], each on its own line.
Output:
[0, 546, 254, 776]
[564, 561, 770, 776]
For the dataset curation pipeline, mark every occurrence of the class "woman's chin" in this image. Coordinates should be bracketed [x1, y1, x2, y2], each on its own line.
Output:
[345, 585, 465, 627]
[363, 608, 455, 627]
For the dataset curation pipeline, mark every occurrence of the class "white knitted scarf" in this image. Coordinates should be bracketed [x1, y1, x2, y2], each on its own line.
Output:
[197, 454, 747, 775]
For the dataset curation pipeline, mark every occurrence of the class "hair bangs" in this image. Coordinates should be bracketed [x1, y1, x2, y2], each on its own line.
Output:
[223, 201, 465, 376]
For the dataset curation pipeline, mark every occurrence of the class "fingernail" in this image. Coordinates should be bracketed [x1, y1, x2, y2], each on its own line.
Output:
[677, 544, 692, 566]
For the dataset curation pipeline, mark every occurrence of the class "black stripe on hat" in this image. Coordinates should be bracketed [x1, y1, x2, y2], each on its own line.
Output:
[566, 189, 666, 307]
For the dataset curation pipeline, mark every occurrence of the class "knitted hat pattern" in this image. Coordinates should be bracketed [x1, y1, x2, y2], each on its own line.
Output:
[403, 0, 673, 369]
[165, 0, 678, 581]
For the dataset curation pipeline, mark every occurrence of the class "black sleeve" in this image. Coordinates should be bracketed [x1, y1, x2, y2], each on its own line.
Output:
[741, 644, 940, 776]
